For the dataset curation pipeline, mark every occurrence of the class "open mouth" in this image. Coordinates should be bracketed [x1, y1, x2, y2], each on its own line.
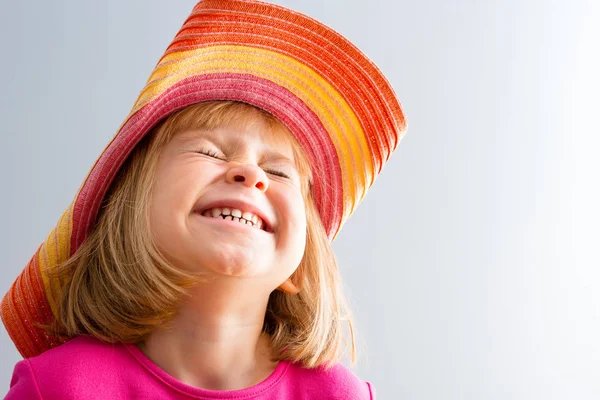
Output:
[198, 207, 272, 233]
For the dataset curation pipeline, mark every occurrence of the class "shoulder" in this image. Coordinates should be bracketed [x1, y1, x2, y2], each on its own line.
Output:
[28, 334, 131, 374]
[6, 359, 42, 399]
[285, 361, 376, 400]
[6, 335, 135, 400]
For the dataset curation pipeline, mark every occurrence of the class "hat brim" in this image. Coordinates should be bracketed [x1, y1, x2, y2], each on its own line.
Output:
[2, 0, 407, 358]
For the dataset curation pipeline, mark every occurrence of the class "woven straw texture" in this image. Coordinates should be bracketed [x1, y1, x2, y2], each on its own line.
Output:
[1, 0, 407, 358]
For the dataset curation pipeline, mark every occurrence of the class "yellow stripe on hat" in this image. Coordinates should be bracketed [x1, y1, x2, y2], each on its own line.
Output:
[130, 45, 374, 220]
[39, 205, 73, 317]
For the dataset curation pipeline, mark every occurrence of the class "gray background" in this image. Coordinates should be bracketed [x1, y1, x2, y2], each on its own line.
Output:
[1, 0, 599, 399]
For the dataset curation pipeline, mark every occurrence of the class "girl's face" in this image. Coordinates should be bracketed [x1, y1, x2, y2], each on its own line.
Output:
[149, 119, 307, 291]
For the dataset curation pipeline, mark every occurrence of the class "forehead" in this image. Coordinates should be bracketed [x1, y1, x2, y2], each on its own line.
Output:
[175, 119, 297, 160]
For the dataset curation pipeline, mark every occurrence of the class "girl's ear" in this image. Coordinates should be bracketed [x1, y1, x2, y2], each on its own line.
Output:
[277, 278, 300, 295]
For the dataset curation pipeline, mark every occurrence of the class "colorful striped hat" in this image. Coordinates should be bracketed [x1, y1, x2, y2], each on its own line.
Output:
[1, 0, 407, 358]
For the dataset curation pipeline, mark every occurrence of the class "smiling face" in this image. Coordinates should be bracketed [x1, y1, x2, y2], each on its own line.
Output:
[148, 107, 308, 291]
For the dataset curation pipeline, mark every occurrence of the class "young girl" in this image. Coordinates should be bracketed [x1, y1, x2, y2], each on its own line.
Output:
[2, 1, 406, 399]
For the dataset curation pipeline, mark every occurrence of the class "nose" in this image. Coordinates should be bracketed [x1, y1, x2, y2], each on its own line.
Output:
[225, 163, 269, 192]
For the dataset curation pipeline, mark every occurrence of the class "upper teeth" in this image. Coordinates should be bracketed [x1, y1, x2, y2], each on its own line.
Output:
[201, 207, 265, 230]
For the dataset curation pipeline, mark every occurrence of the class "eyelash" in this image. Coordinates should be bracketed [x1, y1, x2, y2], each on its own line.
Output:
[196, 149, 291, 179]
[197, 149, 222, 159]
[265, 169, 291, 179]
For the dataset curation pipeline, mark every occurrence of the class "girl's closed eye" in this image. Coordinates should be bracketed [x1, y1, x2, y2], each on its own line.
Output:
[265, 169, 291, 179]
[196, 148, 223, 159]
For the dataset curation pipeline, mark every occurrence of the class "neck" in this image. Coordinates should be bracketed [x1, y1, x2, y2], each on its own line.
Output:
[136, 283, 279, 390]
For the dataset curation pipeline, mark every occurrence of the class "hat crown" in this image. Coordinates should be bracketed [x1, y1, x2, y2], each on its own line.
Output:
[1, 0, 406, 359]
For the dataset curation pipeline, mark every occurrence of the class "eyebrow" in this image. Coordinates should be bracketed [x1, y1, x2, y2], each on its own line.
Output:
[259, 151, 294, 165]
[177, 130, 211, 143]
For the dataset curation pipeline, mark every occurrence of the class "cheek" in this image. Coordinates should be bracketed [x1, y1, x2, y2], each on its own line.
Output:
[153, 162, 209, 211]
[273, 186, 307, 242]
[149, 164, 196, 239]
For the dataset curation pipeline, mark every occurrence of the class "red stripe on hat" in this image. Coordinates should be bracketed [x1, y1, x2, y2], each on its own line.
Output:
[72, 73, 342, 251]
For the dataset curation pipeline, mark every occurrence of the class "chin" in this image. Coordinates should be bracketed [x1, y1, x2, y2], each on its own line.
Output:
[198, 250, 274, 278]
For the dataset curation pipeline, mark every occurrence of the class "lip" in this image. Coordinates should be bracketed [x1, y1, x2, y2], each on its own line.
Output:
[195, 199, 275, 233]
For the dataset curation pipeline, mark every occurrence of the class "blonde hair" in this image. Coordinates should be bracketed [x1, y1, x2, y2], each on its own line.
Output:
[44, 101, 356, 368]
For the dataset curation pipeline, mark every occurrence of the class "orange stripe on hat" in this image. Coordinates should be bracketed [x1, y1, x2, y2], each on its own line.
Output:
[2, 0, 407, 358]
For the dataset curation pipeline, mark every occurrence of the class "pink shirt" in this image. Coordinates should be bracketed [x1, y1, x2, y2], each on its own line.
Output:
[5, 335, 375, 399]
